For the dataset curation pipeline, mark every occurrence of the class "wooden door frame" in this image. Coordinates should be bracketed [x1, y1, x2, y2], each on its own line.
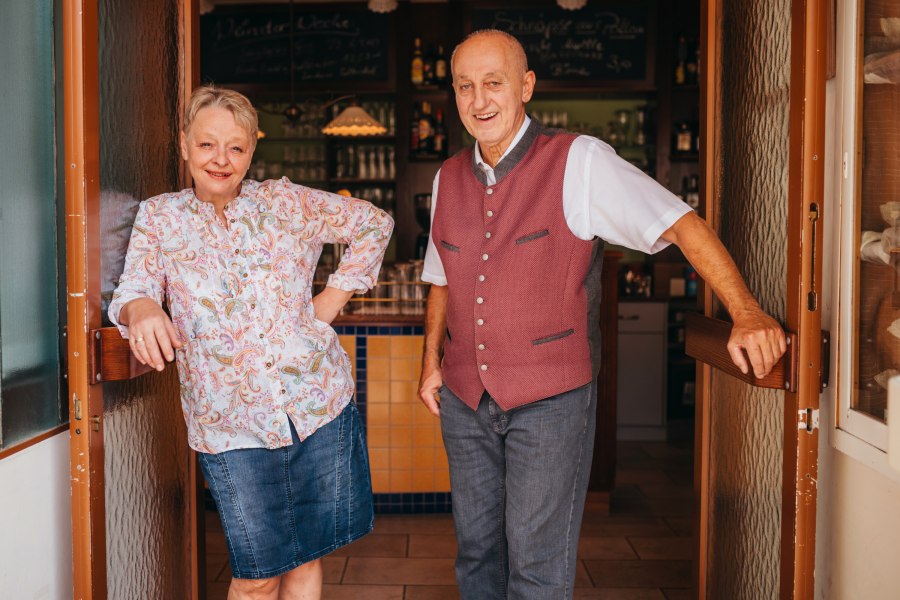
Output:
[694, 0, 827, 597]
[782, 0, 827, 596]
[64, 1, 199, 597]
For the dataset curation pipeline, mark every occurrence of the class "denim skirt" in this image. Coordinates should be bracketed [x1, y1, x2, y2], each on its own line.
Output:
[198, 401, 374, 579]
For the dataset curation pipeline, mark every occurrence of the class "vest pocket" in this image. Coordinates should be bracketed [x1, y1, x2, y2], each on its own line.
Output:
[515, 229, 550, 245]
[440, 240, 460, 252]
[532, 328, 574, 346]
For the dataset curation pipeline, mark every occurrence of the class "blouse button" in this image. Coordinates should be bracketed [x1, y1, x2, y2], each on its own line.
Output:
[251, 303, 256, 309]
[476, 297, 484, 304]
[482, 254, 489, 261]
[478, 275, 485, 282]
[259, 333, 264, 339]
[487, 210, 494, 217]
[485, 232, 491, 239]
[486, 188, 494, 195]
[480, 364, 488, 371]
[234, 249, 240, 255]
[477, 319, 484, 326]
[478, 344, 485, 350]
[266, 362, 272, 368]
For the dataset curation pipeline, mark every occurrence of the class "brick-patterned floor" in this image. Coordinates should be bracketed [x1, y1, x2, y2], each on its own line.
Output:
[205, 440, 693, 599]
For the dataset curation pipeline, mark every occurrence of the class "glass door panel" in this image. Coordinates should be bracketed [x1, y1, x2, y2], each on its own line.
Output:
[852, 0, 900, 424]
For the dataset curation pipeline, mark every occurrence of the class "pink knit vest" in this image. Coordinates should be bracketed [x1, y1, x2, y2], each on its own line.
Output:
[432, 123, 603, 410]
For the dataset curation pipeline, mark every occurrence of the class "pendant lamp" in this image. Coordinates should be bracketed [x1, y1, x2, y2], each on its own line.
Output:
[322, 99, 387, 137]
[368, 0, 398, 13]
[557, 0, 588, 10]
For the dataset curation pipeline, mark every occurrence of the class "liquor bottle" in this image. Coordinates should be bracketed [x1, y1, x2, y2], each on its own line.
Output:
[683, 174, 700, 209]
[418, 101, 434, 154]
[410, 104, 420, 152]
[686, 39, 699, 84]
[674, 121, 693, 153]
[411, 37, 424, 85]
[435, 45, 448, 84]
[433, 109, 447, 157]
[423, 43, 435, 85]
[675, 35, 687, 85]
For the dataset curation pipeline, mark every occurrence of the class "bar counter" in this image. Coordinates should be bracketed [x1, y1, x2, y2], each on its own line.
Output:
[332, 314, 451, 513]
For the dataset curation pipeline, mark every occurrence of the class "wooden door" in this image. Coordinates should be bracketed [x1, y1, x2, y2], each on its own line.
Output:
[64, 1, 200, 597]
[688, 0, 827, 597]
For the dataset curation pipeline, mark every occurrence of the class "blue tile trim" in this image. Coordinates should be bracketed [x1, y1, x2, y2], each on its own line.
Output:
[372, 492, 453, 514]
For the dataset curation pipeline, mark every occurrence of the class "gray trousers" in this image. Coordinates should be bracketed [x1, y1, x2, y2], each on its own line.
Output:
[439, 381, 596, 599]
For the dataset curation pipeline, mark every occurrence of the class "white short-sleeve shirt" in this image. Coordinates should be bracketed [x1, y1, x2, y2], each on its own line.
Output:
[421, 117, 692, 286]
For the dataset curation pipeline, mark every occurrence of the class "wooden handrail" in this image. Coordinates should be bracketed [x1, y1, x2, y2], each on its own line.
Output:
[684, 313, 798, 392]
[87, 327, 154, 383]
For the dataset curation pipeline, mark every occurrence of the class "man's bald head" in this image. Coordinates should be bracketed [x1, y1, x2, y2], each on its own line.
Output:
[450, 29, 529, 80]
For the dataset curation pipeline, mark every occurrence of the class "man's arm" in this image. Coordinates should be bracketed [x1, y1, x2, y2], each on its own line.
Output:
[418, 284, 448, 416]
[661, 211, 787, 378]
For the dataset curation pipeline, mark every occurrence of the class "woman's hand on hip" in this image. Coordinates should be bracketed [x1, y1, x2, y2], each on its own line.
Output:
[119, 297, 183, 371]
[312, 287, 354, 324]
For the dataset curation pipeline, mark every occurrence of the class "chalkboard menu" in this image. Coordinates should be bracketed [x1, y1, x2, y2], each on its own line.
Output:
[200, 8, 390, 84]
[471, 3, 652, 84]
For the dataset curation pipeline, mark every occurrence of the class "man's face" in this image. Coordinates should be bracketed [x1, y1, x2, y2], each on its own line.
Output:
[452, 35, 535, 161]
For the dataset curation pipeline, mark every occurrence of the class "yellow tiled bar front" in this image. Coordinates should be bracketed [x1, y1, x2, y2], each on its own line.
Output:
[360, 335, 449, 494]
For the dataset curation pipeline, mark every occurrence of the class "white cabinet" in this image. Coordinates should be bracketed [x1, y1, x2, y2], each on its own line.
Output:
[617, 301, 668, 441]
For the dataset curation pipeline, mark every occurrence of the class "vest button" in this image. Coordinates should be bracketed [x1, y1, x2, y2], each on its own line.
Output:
[487, 210, 494, 217]
[482, 253, 489, 261]
[481, 364, 488, 371]
[485, 232, 491, 239]
[486, 188, 494, 195]
[478, 275, 485, 282]
[476, 297, 484, 304]
[478, 344, 485, 350]
[477, 319, 484, 326]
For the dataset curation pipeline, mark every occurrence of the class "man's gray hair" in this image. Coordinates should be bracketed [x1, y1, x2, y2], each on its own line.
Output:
[450, 29, 529, 77]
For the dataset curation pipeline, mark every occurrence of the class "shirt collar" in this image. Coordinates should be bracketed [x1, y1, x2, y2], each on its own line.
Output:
[187, 180, 256, 219]
[474, 116, 532, 173]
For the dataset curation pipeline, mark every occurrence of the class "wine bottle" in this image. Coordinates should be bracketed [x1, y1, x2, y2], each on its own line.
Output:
[418, 101, 434, 154]
[435, 45, 448, 84]
[411, 37, 424, 85]
[675, 35, 687, 85]
[423, 43, 435, 85]
[433, 109, 447, 157]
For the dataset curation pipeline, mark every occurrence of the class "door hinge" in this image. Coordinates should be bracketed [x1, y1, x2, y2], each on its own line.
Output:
[73, 393, 82, 421]
[820, 330, 831, 391]
[799, 408, 820, 432]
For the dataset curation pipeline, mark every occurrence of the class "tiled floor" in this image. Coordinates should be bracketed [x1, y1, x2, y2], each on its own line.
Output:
[205, 440, 694, 599]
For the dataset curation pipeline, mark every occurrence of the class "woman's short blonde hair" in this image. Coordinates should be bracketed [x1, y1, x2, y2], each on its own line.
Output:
[183, 85, 258, 145]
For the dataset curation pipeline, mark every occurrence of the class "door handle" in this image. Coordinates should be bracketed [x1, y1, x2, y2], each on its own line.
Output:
[684, 313, 799, 392]
[87, 326, 155, 384]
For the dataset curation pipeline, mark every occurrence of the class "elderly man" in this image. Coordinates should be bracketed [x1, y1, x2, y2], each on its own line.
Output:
[417, 30, 785, 599]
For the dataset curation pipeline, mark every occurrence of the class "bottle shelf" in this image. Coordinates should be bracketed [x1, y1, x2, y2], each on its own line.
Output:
[408, 154, 446, 162]
[258, 137, 326, 143]
[670, 152, 699, 162]
[330, 178, 396, 185]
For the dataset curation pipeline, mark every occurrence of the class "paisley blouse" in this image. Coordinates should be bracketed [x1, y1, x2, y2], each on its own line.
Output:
[109, 178, 393, 453]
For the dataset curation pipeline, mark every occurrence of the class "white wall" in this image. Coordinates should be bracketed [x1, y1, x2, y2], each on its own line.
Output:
[815, 443, 900, 599]
[0, 433, 72, 599]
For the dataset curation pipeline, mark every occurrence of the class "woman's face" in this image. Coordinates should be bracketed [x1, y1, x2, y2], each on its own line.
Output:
[180, 106, 254, 205]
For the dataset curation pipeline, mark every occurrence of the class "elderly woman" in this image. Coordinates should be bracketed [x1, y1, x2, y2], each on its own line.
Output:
[109, 86, 393, 599]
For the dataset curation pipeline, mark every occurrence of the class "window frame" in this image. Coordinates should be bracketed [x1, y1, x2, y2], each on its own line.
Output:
[830, 0, 900, 481]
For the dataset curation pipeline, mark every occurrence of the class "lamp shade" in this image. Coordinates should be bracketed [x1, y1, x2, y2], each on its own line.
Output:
[368, 0, 398, 14]
[557, 0, 588, 9]
[322, 105, 387, 136]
